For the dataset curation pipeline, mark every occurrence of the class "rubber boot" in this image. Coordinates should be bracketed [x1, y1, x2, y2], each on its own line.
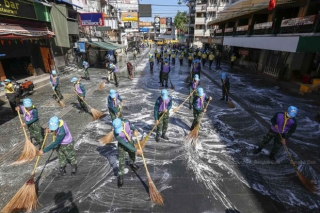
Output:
[118, 175, 123, 188]
[269, 154, 276, 162]
[253, 147, 262, 154]
[58, 166, 67, 176]
[130, 164, 140, 172]
[155, 134, 160, 142]
[161, 134, 169, 140]
[71, 164, 77, 175]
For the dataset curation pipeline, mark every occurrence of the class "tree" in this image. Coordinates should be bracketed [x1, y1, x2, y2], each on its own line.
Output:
[174, 11, 188, 33]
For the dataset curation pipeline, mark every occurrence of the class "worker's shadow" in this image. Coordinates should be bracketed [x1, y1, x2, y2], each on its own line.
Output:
[97, 144, 119, 176]
[49, 191, 79, 213]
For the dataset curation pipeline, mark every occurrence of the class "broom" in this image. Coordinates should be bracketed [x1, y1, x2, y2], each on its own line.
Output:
[73, 90, 104, 120]
[1, 133, 48, 213]
[53, 90, 65, 108]
[11, 110, 38, 165]
[276, 129, 317, 193]
[135, 112, 167, 150]
[135, 132, 164, 205]
[172, 90, 195, 113]
[170, 79, 175, 90]
[99, 129, 114, 145]
[223, 83, 235, 108]
[186, 99, 211, 143]
[98, 81, 106, 90]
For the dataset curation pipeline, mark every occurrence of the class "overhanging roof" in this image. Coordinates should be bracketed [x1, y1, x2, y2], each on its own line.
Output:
[57, 0, 83, 9]
[86, 41, 125, 50]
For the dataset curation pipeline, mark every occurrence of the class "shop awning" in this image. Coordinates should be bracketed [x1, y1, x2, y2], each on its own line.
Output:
[105, 41, 126, 49]
[0, 23, 55, 39]
[57, 0, 83, 9]
[86, 41, 124, 50]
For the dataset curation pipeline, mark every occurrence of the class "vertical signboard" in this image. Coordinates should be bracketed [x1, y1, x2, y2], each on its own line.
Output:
[160, 17, 166, 34]
[154, 16, 160, 28]
[166, 17, 172, 28]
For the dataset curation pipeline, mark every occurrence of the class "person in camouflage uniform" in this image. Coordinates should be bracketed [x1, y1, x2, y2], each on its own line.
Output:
[50, 70, 63, 100]
[112, 118, 142, 187]
[108, 89, 124, 121]
[254, 106, 298, 162]
[189, 74, 200, 110]
[154, 89, 172, 142]
[191, 87, 212, 130]
[71, 77, 89, 113]
[39, 116, 78, 176]
[15, 98, 43, 147]
[82, 61, 90, 80]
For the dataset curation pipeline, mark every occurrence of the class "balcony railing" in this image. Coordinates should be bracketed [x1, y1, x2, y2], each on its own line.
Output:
[211, 13, 320, 38]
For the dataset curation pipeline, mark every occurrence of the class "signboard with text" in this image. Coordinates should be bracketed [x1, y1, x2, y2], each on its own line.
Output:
[154, 16, 160, 28]
[254, 22, 272, 30]
[160, 17, 166, 34]
[124, 22, 131, 28]
[122, 12, 138, 21]
[281, 15, 317, 27]
[80, 13, 104, 26]
[0, 0, 37, 20]
[166, 17, 172, 28]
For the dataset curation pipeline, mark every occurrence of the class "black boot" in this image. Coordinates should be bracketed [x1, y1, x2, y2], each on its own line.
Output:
[71, 164, 77, 175]
[130, 164, 140, 172]
[161, 83, 164, 87]
[269, 154, 276, 162]
[58, 166, 67, 176]
[226, 97, 229, 101]
[253, 147, 262, 154]
[155, 134, 160, 142]
[165, 84, 168, 88]
[189, 103, 192, 110]
[117, 175, 123, 188]
[161, 134, 169, 140]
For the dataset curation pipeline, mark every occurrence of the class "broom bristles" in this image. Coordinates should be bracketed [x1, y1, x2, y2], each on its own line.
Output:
[147, 175, 164, 206]
[186, 126, 199, 143]
[1, 177, 38, 213]
[170, 80, 175, 90]
[59, 100, 65, 108]
[91, 108, 104, 120]
[296, 170, 318, 193]
[99, 130, 114, 145]
[98, 81, 106, 90]
[11, 139, 38, 165]
[135, 136, 148, 150]
[228, 100, 235, 108]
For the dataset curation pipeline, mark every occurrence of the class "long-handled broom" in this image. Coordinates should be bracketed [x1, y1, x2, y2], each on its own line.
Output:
[1, 133, 48, 213]
[99, 129, 114, 145]
[172, 90, 195, 113]
[135, 132, 164, 205]
[11, 110, 38, 165]
[276, 129, 317, 193]
[186, 99, 211, 143]
[223, 84, 235, 108]
[73, 90, 104, 120]
[98, 80, 106, 90]
[53, 90, 65, 108]
[134, 112, 166, 150]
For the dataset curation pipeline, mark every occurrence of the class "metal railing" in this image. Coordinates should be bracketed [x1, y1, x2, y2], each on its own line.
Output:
[263, 66, 281, 78]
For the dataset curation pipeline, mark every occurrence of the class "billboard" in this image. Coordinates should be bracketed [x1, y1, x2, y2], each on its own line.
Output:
[124, 22, 132, 28]
[122, 12, 138, 21]
[131, 22, 138, 29]
[139, 4, 152, 17]
[0, 0, 37, 20]
[80, 13, 104, 26]
[108, 0, 138, 11]
[154, 16, 160, 28]
[160, 18, 166, 34]
[166, 17, 172, 28]
[78, 42, 86, 53]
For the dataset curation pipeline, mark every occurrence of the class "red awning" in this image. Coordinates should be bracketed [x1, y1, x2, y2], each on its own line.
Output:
[0, 23, 55, 39]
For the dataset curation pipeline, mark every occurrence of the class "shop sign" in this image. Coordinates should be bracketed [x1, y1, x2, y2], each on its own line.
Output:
[211, 37, 223, 44]
[216, 29, 223, 34]
[281, 15, 317, 27]
[122, 12, 138, 21]
[254, 21, 272, 30]
[80, 13, 104, 26]
[0, 0, 37, 20]
[131, 21, 138, 29]
[154, 16, 160, 28]
[200, 37, 208, 43]
[78, 42, 86, 53]
[236, 25, 249, 32]
[224, 27, 233, 33]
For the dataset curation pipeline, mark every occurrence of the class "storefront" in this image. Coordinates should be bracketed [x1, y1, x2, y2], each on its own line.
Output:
[0, 0, 54, 80]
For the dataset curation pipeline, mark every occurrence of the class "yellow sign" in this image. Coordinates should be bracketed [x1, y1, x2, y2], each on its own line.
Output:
[122, 12, 138, 21]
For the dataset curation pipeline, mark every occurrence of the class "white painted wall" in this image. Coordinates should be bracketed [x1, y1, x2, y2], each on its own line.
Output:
[223, 36, 300, 52]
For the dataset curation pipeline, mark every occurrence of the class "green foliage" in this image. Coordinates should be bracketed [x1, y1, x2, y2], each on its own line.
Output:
[174, 11, 188, 32]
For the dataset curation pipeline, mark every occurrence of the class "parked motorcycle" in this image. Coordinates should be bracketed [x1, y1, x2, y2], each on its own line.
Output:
[11, 76, 34, 99]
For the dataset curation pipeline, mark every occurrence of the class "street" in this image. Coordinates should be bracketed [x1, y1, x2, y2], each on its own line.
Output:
[0, 48, 320, 213]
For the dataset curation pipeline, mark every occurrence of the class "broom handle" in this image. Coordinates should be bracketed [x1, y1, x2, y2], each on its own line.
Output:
[276, 128, 298, 170]
[135, 133, 151, 175]
[53, 89, 61, 102]
[32, 132, 49, 175]
[17, 110, 29, 140]
[222, 80, 231, 97]
[176, 90, 195, 109]
[73, 90, 92, 109]
[196, 99, 211, 127]
[145, 112, 167, 139]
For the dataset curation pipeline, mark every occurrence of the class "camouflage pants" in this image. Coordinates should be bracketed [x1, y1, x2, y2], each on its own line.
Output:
[54, 84, 63, 99]
[156, 112, 169, 136]
[109, 106, 122, 121]
[58, 141, 77, 167]
[77, 96, 88, 112]
[28, 121, 44, 145]
[189, 88, 196, 106]
[84, 68, 90, 79]
[258, 130, 282, 156]
[191, 110, 203, 130]
[118, 140, 136, 176]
